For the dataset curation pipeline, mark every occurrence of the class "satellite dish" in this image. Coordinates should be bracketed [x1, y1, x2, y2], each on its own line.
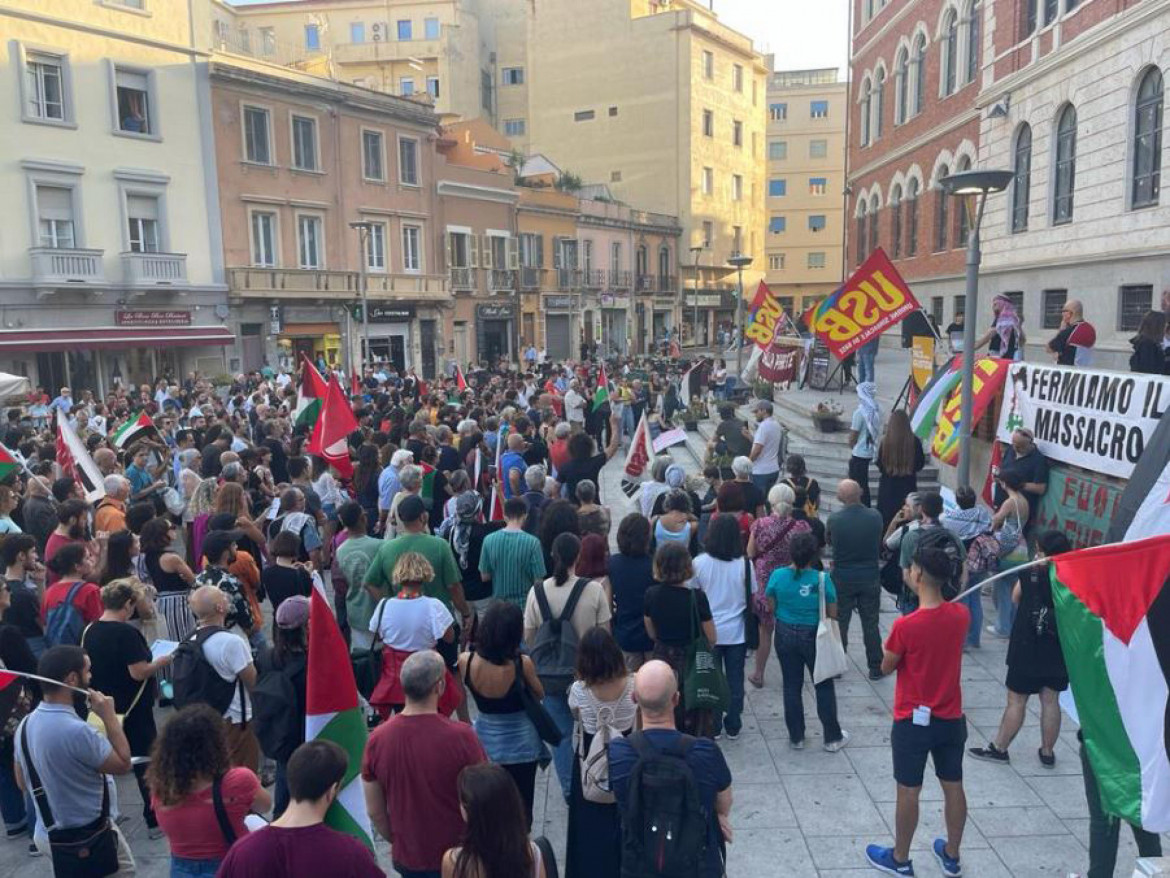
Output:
[214, 303, 230, 319]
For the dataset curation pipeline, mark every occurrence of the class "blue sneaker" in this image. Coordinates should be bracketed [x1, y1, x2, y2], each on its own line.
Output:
[932, 839, 962, 877]
[865, 844, 915, 876]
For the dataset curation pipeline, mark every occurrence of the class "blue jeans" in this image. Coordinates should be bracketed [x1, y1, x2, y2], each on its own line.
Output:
[171, 856, 221, 878]
[993, 572, 1018, 636]
[543, 692, 574, 801]
[750, 472, 778, 501]
[857, 339, 879, 384]
[961, 572, 985, 647]
[713, 643, 746, 736]
[621, 405, 636, 440]
[774, 622, 842, 745]
[274, 759, 289, 818]
[0, 745, 32, 835]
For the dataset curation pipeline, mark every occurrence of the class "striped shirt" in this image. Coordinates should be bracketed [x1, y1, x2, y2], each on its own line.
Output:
[478, 529, 546, 608]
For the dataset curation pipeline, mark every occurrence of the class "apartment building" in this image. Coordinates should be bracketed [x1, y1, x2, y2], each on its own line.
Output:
[210, 57, 448, 375]
[764, 67, 848, 318]
[975, 0, 1169, 368]
[0, 0, 228, 393]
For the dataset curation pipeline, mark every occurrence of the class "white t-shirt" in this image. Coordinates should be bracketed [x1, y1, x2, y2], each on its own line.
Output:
[564, 389, 585, 423]
[690, 554, 752, 646]
[751, 417, 784, 475]
[201, 629, 254, 723]
[370, 596, 454, 652]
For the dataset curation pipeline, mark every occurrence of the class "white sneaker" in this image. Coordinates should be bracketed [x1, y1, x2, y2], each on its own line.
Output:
[824, 730, 851, 753]
[790, 739, 805, 750]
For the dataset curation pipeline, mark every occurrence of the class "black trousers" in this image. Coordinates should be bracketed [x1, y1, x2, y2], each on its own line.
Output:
[849, 455, 873, 507]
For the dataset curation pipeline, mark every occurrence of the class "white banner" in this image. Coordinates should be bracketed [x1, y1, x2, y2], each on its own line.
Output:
[996, 363, 1170, 479]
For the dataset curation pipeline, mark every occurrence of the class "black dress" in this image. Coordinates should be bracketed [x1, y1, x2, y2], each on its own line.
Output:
[1006, 564, 1068, 694]
[566, 727, 625, 878]
[876, 438, 926, 528]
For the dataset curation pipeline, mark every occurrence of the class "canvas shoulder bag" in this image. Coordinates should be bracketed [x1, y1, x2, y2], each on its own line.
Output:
[812, 572, 849, 684]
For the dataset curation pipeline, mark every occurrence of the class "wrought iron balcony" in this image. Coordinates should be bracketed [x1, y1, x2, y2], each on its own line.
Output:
[489, 269, 515, 291]
[608, 270, 632, 291]
[519, 266, 543, 290]
[450, 267, 476, 292]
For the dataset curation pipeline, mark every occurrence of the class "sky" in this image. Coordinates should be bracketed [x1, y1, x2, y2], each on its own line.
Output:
[232, 0, 852, 76]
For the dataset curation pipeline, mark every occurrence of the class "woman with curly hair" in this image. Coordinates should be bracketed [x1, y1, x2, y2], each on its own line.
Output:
[149, 704, 271, 876]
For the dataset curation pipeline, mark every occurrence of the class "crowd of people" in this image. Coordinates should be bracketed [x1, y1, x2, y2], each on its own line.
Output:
[0, 348, 1159, 878]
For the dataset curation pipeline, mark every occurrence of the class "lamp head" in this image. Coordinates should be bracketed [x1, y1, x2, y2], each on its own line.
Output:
[939, 169, 1014, 197]
[349, 221, 374, 231]
[727, 255, 753, 269]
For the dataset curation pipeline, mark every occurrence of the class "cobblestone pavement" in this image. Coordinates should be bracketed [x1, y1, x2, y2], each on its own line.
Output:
[4, 429, 1167, 877]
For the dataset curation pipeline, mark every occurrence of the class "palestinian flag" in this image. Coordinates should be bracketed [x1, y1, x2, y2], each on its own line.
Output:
[294, 355, 329, 428]
[455, 364, 468, 393]
[592, 364, 610, 411]
[56, 410, 105, 504]
[307, 376, 359, 479]
[306, 587, 373, 848]
[0, 445, 19, 482]
[1051, 535, 1170, 832]
[420, 462, 436, 506]
[909, 357, 961, 441]
[111, 411, 156, 450]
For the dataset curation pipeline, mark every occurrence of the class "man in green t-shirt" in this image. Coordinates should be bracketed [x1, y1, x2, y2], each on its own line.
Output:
[335, 502, 383, 652]
[479, 498, 546, 608]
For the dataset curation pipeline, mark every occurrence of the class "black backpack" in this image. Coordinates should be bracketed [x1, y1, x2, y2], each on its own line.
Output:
[621, 732, 708, 878]
[530, 578, 589, 695]
[252, 651, 306, 761]
[171, 627, 243, 718]
[915, 525, 967, 601]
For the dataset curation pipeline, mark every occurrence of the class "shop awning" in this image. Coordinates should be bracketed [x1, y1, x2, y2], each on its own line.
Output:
[0, 326, 235, 353]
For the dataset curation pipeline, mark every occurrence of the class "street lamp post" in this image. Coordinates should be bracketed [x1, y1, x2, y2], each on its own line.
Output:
[727, 253, 754, 380]
[349, 221, 373, 375]
[689, 245, 703, 350]
[939, 169, 1014, 490]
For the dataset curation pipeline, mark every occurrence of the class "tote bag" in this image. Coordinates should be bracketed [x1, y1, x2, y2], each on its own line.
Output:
[683, 590, 729, 712]
[812, 572, 849, 684]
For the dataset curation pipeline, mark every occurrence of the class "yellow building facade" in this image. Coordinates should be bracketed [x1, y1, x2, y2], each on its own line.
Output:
[764, 67, 848, 319]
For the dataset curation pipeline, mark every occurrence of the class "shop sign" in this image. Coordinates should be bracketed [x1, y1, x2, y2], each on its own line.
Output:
[603, 296, 630, 310]
[996, 363, 1170, 479]
[476, 303, 515, 319]
[1035, 464, 1125, 549]
[653, 297, 676, 308]
[115, 309, 192, 327]
[358, 305, 414, 323]
[268, 305, 283, 335]
[544, 295, 574, 310]
[683, 294, 722, 309]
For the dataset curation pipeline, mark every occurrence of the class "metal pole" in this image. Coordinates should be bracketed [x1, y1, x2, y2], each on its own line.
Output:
[692, 255, 700, 349]
[359, 228, 370, 373]
[957, 191, 988, 490]
[734, 264, 745, 378]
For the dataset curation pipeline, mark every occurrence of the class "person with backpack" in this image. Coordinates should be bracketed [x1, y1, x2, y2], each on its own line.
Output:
[566, 628, 635, 878]
[253, 595, 309, 818]
[898, 492, 968, 613]
[81, 580, 173, 839]
[523, 532, 612, 802]
[149, 704, 271, 877]
[172, 585, 259, 771]
[42, 543, 103, 648]
[609, 659, 732, 878]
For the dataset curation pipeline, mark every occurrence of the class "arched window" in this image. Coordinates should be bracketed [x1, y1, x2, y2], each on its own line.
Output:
[1053, 104, 1077, 224]
[658, 246, 671, 284]
[965, 1, 980, 84]
[934, 164, 950, 251]
[873, 68, 886, 140]
[860, 79, 872, 146]
[912, 33, 928, 116]
[906, 178, 919, 256]
[941, 9, 958, 96]
[869, 194, 880, 254]
[1012, 123, 1032, 232]
[856, 203, 868, 265]
[1133, 67, 1164, 209]
[955, 155, 972, 245]
[636, 244, 648, 277]
[894, 49, 909, 124]
[891, 185, 904, 258]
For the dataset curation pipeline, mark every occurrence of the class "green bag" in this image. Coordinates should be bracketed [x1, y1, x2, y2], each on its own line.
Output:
[683, 590, 729, 713]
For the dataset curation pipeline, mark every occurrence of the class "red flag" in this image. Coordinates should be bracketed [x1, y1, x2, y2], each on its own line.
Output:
[56, 410, 105, 503]
[455, 365, 468, 392]
[983, 440, 1004, 507]
[488, 485, 504, 521]
[300, 352, 328, 397]
[623, 413, 654, 479]
[351, 368, 362, 395]
[307, 376, 359, 479]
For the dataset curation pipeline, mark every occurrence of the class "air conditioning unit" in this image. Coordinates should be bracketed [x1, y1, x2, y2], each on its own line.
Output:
[371, 22, 386, 41]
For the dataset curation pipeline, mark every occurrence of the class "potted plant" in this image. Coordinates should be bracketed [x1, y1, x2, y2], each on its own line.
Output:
[812, 399, 844, 433]
[682, 396, 708, 431]
[752, 380, 774, 402]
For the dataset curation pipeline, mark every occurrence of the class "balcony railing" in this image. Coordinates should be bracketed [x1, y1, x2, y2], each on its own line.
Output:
[122, 252, 188, 287]
[29, 247, 105, 287]
[636, 274, 657, 293]
[228, 267, 449, 301]
[658, 274, 678, 293]
[489, 269, 515, 291]
[450, 267, 475, 291]
[557, 268, 581, 291]
[608, 270, 632, 291]
[581, 268, 605, 289]
[333, 38, 443, 66]
[519, 266, 543, 290]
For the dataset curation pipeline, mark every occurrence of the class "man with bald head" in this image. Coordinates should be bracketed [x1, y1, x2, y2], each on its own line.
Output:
[184, 585, 259, 769]
[609, 660, 733, 878]
[828, 478, 885, 679]
[500, 431, 528, 499]
[93, 447, 119, 477]
[1047, 297, 1096, 366]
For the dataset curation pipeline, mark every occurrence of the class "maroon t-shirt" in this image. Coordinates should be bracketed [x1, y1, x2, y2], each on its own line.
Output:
[360, 712, 486, 871]
[216, 823, 382, 878]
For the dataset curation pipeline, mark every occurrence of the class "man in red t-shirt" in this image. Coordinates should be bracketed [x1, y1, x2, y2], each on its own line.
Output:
[866, 544, 970, 878]
[361, 650, 485, 877]
[44, 499, 90, 586]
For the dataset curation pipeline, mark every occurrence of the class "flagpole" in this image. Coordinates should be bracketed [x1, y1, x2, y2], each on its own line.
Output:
[1, 669, 89, 697]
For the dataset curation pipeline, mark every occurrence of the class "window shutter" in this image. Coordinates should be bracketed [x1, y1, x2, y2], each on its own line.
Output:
[507, 236, 519, 270]
[469, 234, 479, 268]
[127, 194, 159, 221]
[552, 237, 562, 269]
[480, 235, 492, 268]
[536, 234, 544, 268]
[444, 232, 452, 269]
[37, 186, 73, 220]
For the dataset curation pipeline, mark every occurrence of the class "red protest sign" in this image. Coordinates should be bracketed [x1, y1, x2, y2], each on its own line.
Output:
[758, 341, 802, 387]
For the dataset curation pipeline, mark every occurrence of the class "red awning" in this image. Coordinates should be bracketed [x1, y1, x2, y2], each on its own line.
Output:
[0, 326, 235, 353]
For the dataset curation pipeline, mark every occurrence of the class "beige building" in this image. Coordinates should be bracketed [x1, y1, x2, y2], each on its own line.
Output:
[764, 67, 847, 319]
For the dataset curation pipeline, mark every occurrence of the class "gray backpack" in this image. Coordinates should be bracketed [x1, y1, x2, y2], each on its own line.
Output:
[530, 578, 589, 695]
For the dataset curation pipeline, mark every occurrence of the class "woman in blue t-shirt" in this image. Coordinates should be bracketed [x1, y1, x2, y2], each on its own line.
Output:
[764, 532, 847, 752]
